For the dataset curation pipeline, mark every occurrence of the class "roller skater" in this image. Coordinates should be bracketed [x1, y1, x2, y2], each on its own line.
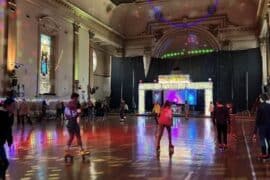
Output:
[156, 101, 174, 158]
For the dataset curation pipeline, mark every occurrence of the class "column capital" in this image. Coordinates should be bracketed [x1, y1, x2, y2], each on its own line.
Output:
[144, 47, 152, 53]
[259, 37, 267, 45]
[8, 0, 16, 12]
[73, 23, 80, 34]
[88, 30, 95, 39]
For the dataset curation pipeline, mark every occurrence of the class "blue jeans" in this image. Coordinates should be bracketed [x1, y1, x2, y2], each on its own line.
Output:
[0, 146, 8, 180]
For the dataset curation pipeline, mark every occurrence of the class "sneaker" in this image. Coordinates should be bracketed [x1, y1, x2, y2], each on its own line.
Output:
[169, 145, 174, 155]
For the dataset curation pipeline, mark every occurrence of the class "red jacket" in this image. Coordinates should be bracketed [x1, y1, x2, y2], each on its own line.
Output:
[159, 107, 173, 126]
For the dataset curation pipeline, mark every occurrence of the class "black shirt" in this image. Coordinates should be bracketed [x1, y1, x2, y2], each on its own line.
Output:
[0, 108, 13, 146]
[213, 106, 230, 125]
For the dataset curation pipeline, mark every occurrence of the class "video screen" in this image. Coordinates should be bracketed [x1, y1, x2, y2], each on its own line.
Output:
[152, 91, 162, 104]
[163, 89, 197, 105]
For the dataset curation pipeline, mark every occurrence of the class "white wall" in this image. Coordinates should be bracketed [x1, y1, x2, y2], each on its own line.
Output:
[93, 49, 111, 100]
[16, 0, 74, 98]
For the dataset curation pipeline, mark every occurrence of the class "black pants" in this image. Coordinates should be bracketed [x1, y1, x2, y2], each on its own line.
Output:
[157, 125, 172, 147]
[154, 113, 158, 125]
[67, 124, 82, 147]
[18, 115, 32, 127]
[0, 146, 8, 180]
[217, 124, 227, 145]
[210, 112, 215, 125]
[120, 110, 124, 119]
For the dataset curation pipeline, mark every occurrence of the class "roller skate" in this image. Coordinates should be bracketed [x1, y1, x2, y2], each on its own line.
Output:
[80, 149, 90, 163]
[156, 146, 160, 159]
[169, 145, 174, 157]
[64, 149, 73, 165]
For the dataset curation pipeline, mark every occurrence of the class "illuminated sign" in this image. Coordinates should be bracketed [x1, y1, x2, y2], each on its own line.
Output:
[158, 75, 190, 84]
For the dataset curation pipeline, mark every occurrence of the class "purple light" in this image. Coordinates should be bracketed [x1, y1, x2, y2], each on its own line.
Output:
[147, 0, 219, 29]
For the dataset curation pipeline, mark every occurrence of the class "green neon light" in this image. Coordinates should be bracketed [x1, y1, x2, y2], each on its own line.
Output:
[162, 48, 215, 59]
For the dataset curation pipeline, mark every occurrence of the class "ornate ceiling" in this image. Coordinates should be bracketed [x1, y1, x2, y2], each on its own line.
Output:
[67, 0, 260, 37]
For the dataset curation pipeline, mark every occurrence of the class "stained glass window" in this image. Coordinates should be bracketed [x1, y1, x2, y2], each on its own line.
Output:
[39, 34, 53, 94]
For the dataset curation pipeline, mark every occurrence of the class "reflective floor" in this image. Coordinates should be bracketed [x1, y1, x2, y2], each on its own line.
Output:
[4, 116, 268, 180]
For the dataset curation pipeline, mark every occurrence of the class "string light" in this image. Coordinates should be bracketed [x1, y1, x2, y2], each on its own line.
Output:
[161, 49, 215, 59]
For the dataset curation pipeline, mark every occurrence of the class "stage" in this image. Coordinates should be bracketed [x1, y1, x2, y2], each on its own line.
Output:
[4, 116, 268, 179]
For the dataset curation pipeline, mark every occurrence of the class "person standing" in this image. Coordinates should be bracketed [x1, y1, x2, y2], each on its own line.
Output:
[213, 101, 230, 149]
[184, 101, 190, 119]
[156, 101, 174, 156]
[65, 93, 84, 152]
[209, 101, 215, 125]
[40, 100, 48, 121]
[18, 99, 32, 128]
[253, 94, 270, 159]
[55, 101, 62, 121]
[120, 100, 125, 122]
[0, 98, 15, 180]
[87, 99, 94, 121]
[152, 102, 161, 125]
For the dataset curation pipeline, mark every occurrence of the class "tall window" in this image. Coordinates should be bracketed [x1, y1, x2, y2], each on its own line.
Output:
[93, 50, 97, 73]
[39, 34, 53, 94]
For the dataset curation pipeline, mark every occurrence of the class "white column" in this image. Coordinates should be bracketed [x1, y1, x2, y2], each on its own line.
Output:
[204, 88, 213, 116]
[138, 89, 145, 114]
[260, 38, 268, 86]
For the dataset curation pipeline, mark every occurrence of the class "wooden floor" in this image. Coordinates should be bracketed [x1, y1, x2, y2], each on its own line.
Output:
[4, 115, 267, 180]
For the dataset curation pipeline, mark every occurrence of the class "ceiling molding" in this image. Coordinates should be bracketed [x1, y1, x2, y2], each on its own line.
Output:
[60, 0, 125, 38]
[25, 0, 125, 48]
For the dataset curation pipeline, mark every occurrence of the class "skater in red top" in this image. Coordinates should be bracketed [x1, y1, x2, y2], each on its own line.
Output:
[156, 101, 174, 156]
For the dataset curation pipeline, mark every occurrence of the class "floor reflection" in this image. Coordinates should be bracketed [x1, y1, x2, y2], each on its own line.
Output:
[4, 116, 269, 179]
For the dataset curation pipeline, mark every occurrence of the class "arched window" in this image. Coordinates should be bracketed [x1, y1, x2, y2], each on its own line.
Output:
[93, 50, 97, 72]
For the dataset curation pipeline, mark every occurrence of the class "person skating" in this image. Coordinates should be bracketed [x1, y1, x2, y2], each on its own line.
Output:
[156, 101, 174, 156]
[152, 102, 161, 125]
[253, 94, 270, 159]
[213, 100, 230, 149]
[0, 98, 15, 180]
[65, 93, 84, 152]
[184, 101, 190, 120]
[120, 100, 125, 122]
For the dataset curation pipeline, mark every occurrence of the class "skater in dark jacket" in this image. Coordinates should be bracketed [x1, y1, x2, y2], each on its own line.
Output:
[253, 94, 270, 159]
[0, 98, 15, 180]
[213, 101, 230, 149]
[65, 93, 84, 152]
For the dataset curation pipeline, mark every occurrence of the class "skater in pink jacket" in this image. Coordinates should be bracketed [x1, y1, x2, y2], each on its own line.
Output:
[156, 101, 174, 156]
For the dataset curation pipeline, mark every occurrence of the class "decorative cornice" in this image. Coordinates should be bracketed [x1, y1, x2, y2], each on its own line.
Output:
[147, 15, 228, 35]
[218, 26, 256, 34]
[24, 0, 124, 48]
[50, 0, 125, 39]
